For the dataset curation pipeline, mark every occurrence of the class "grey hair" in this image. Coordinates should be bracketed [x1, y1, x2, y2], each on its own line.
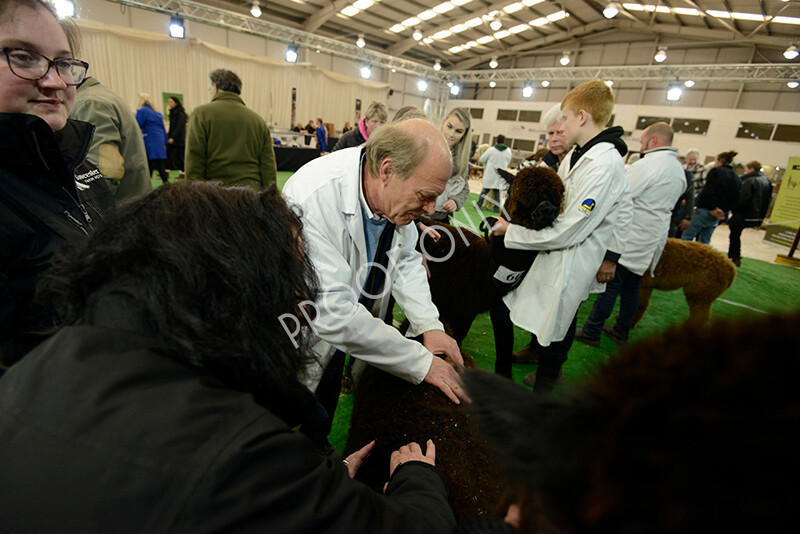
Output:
[365, 101, 388, 122]
[541, 104, 563, 129]
[686, 148, 701, 158]
[365, 119, 446, 182]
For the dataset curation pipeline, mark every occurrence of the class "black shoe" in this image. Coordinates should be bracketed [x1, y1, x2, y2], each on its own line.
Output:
[512, 344, 539, 364]
[341, 366, 354, 394]
[522, 370, 564, 389]
[602, 324, 628, 346]
[574, 327, 601, 347]
[731, 257, 741, 267]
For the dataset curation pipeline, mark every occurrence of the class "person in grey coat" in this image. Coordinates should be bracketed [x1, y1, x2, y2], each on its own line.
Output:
[71, 77, 152, 205]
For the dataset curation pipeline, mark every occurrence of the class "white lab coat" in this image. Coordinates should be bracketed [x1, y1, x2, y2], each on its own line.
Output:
[479, 145, 513, 189]
[282, 147, 442, 392]
[620, 146, 687, 276]
[501, 142, 631, 346]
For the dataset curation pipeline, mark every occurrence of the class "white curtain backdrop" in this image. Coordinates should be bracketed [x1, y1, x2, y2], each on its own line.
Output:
[75, 18, 390, 130]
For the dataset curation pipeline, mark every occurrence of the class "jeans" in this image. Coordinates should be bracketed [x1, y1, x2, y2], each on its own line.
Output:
[582, 264, 642, 338]
[681, 208, 719, 244]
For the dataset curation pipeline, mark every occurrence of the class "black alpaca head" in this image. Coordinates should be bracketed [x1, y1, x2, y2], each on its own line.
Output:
[498, 166, 565, 230]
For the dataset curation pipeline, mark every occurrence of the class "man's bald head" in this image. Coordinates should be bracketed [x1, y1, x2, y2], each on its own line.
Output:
[642, 122, 674, 150]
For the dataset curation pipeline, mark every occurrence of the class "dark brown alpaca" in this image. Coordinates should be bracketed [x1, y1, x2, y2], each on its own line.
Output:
[344, 167, 565, 521]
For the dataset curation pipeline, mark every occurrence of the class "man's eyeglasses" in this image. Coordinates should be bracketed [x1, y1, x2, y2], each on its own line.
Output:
[1, 47, 89, 86]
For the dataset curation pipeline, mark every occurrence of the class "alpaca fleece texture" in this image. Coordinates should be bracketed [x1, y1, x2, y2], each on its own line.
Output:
[635, 238, 737, 326]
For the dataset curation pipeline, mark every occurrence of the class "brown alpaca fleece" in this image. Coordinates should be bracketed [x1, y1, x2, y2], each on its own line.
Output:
[635, 238, 737, 326]
[344, 354, 507, 523]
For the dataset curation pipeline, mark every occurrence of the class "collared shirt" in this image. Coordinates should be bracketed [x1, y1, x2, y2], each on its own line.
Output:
[358, 154, 389, 262]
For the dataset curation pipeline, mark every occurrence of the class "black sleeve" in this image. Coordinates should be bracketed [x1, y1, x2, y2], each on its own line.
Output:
[173, 418, 456, 534]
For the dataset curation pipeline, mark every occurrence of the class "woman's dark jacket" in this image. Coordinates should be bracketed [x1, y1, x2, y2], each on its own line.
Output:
[729, 170, 773, 228]
[0, 113, 114, 366]
[168, 106, 187, 147]
[331, 126, 366, 152]
[695, 164, 741, 213]
[0, 299, 456, 533]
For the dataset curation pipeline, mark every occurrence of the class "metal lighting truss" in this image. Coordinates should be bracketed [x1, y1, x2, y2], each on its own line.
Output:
[104, 0, 440, 78]
[445, 64, 800, 86]
[103, 0, 800, 87]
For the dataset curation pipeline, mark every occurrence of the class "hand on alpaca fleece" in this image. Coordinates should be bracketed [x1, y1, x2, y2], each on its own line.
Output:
[385, 439, 437, 490]
[344, 440, 375, 479]
[422, 330, 469, 404]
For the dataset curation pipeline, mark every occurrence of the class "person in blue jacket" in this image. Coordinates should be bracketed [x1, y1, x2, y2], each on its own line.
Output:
[315, 116, 328, 153]
[136, 93, 169, 184]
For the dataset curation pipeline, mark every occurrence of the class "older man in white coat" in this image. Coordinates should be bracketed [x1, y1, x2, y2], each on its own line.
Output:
[575, 122, 687, 346]
[282, 119, 466, 445]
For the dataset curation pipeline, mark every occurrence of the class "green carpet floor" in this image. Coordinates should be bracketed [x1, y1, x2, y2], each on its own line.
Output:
[156, 171, 800, 453]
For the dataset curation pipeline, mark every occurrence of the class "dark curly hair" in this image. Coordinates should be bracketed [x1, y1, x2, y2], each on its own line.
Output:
[465, 311, 800, 533]
[505, 166, 565, 230]
[38, 181, 319, 419]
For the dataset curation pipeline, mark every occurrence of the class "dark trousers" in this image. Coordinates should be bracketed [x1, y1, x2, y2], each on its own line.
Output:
[167, 144, 184, 171]
[491, 302, 578, 394]
[148, 158, 169, 184]
[728, 222, 745, 260]
[476, 188, 501, 212]
[582, 265, 641, 338]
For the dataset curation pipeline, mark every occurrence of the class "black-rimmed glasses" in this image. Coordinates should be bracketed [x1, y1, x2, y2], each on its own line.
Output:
[1, 47, 89, 86]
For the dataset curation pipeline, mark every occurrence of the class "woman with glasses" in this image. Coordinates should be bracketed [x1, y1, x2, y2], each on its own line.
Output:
[0, 0, 114, 369]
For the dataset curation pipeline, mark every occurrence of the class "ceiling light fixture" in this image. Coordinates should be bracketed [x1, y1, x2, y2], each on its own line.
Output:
[684, 79, 695, 87]
[417, 79, 428, 92]
[784, 44, 799, 60]
[788, 80, 799, 88]
[412, 29, 423, 41]
[53, 0, 75, 18]
[433, 60, 442, 71]
[522, 82, 534, 98]
[450, 82, 462, 96]
[168, 16, 185, 39]
[559, 52, 570, 65]
[603, 1, 620, 18]
[489, 19, 503, 31]
[605, 80, 614, 87]
[489, 57, 498, 69]
[666, 84, 682, 101]
[654, 47, 668, 62]
[250, 1, 261, 18]
[489, 80, 497, 88]
[285, 44, 298, 63]
[541, 80, 550, 87]
[356, 34, 366, 48]
[360, 64, 372, 79]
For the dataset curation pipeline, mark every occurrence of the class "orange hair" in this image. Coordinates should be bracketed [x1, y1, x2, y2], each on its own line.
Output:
[561, 80, 614, 128]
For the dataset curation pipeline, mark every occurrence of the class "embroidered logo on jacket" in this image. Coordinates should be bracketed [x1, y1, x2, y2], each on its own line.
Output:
[578, 198, 595, 215]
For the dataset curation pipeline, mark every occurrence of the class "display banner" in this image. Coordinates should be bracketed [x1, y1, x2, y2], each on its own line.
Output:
[355, 99, 362, 121]
[291, 88, 297, 127]
[765, 157, 800, 247]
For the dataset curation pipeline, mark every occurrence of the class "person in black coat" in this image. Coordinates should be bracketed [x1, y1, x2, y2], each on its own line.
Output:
[727, 160, 773, 265]
[681, 150, 741, 244]
[331, 101, 387, 151]
[0, 0, 114, 369]
[166, 95, 187, 172]
[0, 181, 456, 533]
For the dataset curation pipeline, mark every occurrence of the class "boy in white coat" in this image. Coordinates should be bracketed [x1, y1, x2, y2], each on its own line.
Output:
[491, 80, 632, 393]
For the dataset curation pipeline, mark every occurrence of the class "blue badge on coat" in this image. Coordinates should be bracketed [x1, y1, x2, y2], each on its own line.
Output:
[578, 198, 596, 215]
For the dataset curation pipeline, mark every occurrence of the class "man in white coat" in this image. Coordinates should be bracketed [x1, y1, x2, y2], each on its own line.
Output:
[575, 122, 686, 346]
[491, 80, 632, 394]
[282, 119, 467, 442]
[476, 134, 513, 212]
